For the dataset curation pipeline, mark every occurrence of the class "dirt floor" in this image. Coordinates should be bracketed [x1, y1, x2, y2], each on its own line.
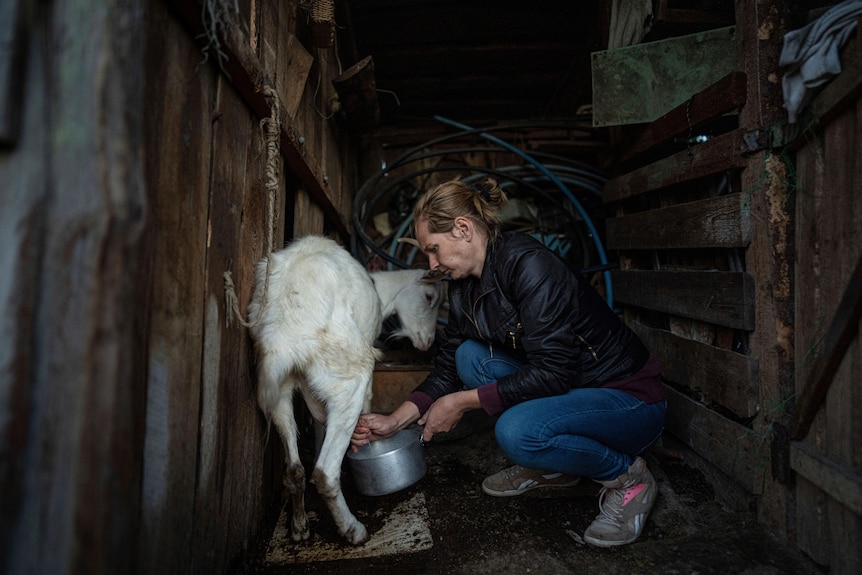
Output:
[236, 416, 827, 575]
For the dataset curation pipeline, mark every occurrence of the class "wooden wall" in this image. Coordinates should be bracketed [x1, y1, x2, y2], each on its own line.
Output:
[604, 5, 861, 573]
[1, 1, 149, 573]
[0, 0, 360, 574]
[789, 18, 862, 574]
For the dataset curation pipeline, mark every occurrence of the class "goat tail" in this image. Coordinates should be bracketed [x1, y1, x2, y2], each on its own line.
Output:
[257, 380, 280, 449]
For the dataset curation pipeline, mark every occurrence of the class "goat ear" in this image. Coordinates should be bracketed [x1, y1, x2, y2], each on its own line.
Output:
[398, 237, 420, 248]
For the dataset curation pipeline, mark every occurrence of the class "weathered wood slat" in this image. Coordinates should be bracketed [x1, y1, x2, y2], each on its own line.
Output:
[192, 73, 271, 572]
[630, 322, 759, 418]
[791, 251, 862, 440]
[792, 84, 862, 568]
[606, 192, 751, 250]
[664, 386, 764, 494]
[139, 4, 214, 572]
[790, 441, 862, 516]
[619, 71, 747, 164]
[170, 0, 349, 238]
[611, 269, 755, 330]
[604, 128, 750, 203]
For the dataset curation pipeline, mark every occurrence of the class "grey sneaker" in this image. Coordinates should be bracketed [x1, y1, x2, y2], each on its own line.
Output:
[481, 464, 581, 497]
[583, 456, 657, 547]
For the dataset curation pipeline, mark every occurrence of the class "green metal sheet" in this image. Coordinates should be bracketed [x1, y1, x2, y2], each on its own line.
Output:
[591, 26, 737, 127]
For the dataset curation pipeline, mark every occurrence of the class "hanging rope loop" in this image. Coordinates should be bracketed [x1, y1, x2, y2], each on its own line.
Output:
[223, 84, 282, 329]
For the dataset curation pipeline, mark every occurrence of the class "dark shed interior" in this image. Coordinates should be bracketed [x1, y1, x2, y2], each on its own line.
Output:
[1, 1, 860, 574]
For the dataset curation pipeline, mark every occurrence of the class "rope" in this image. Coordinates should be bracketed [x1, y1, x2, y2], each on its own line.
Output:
[224, 85, 281, 329]
[310, 0, 335, 23]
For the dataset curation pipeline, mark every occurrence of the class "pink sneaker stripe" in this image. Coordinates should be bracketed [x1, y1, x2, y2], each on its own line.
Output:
[622, 483, 647, 505]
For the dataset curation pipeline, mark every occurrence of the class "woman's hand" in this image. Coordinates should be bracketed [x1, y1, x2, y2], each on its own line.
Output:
[418, 389, 480, 442]
[350, 413, 399, 451]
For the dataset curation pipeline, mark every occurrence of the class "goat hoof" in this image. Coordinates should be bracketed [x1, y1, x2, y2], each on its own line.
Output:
[290, 521, 310, 542]
[343, 522, 369, 546]
[290, 528, 310, 542]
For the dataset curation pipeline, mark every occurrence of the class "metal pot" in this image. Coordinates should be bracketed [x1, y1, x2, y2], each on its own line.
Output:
[347, 426, 426, 496]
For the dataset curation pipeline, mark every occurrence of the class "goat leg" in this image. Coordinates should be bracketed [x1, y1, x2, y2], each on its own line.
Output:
[270, 393, 311, 542]
[284, 463, 310, 541]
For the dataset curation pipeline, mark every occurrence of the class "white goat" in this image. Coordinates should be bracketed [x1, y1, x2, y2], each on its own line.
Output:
[246, 235, 444, 545]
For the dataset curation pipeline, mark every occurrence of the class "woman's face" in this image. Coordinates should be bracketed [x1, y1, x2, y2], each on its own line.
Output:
[415, 217, 485, 280]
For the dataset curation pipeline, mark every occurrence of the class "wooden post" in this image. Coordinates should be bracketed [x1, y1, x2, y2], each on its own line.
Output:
[736, 0, 795, 539]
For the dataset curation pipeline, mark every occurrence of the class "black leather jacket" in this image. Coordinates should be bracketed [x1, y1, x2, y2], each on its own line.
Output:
[416, 232, 649, 410]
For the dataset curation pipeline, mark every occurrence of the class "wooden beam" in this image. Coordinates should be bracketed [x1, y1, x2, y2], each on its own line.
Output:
[790, 441, 862, 516]
[612, 269, 756, 330]
[631, 321, 760, 419]
[606, 192, 751, 250]
[790, 251, 862, 440]
[170, 0, 349, 238]
[604, 128, 750, 203]
[619, 71, 748, 164]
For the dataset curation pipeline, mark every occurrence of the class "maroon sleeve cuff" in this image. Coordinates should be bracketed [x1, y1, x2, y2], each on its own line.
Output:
[407, 391, 434, 417]
[477, 382, 505, 416]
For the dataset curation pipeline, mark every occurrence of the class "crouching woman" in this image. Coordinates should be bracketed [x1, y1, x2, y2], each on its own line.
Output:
[352, 177, 667, 547]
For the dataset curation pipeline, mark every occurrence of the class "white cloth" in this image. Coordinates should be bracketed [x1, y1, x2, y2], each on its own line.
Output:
[607, 0, 653, 50]
[780, 0, 862, 123]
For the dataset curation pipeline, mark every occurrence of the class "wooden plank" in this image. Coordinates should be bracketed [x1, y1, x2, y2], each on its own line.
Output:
[169, 0, 349, 239]
[737, 0, 787, 132]
[790, 251, 862, 440]
[138, 3, 214, 573]
[611, 269, 755, 330]
[630, 322, 759, 418]
[192, 74, 262, 573]
[664, 386, 764, 494]
[282, 33, 313, 118]
[3, 1, 149, 573]
[591, 26, 737, 126]
[619, 71, 748, 164]
[790, 441, 862, 517]
[604, 128, 750, 203]
[293, 185, 325, 236]
[372, 369, 429, 414]
[606, 192, 751, 250]
[793, 88, 862, 572]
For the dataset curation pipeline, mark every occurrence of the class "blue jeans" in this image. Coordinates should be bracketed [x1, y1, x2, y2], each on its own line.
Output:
[455, 339, 667, 482]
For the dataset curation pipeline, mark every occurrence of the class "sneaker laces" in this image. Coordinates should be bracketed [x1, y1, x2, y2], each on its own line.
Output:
[503, 464, 527, 479]
[594, 484, 630, 527]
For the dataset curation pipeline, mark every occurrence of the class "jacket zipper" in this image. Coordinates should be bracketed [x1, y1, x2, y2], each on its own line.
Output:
[507, 322, 522, 350]
[577, 333, 598, 361]
[467, 283, 497, 356]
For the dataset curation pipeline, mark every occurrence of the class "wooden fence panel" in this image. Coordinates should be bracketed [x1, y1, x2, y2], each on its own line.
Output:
[0, 1, 148, 573]
[192, 75, 268, 573]
[139, 4, 215, 573]
[664, 386, 764, 494]
[793, 88, 862, 573]
[631, 322, 759, 419]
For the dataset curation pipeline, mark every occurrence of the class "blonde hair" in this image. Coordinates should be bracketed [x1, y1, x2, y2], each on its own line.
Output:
[412, 177, 508, 242]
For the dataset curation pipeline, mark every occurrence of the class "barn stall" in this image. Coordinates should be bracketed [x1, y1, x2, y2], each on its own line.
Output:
[0, 1, 859, 574]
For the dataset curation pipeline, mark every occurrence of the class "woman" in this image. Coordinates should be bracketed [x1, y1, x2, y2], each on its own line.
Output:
[351, 177, 667, 547]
